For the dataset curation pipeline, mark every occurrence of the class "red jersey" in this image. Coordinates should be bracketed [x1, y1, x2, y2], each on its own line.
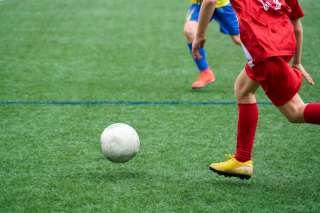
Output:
[231, 0, 304, 65]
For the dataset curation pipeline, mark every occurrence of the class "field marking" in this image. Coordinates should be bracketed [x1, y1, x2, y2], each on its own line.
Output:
[0, 100, 272, 106]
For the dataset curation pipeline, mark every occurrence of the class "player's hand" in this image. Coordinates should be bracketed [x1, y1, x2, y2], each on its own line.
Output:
[293, 64, 315, 85]
[192, 36, 206, 60]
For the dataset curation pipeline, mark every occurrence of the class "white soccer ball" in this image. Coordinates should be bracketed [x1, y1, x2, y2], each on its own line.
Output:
[100, 123, 140, 163]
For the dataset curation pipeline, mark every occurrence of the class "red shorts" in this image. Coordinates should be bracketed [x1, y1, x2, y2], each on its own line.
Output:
[245, 56, 302, 106]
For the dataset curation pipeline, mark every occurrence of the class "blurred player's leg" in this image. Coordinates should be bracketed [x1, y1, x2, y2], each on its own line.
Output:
[184, 4, 215, 89]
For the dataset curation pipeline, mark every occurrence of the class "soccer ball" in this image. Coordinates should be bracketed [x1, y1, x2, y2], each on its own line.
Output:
[100, 123, 140, 163]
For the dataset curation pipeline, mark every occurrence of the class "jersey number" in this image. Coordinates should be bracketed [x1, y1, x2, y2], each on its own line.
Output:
[259, 0, 282, 11]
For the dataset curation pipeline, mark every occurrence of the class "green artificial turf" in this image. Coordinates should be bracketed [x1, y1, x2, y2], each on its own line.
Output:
[0, 0, 319, 212]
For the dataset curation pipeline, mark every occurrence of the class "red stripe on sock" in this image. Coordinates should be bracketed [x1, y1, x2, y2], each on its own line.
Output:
[235, 103, 259, 162]
[304, 103, 320, 125]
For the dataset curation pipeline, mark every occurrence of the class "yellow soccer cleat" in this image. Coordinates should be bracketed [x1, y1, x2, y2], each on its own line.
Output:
[209, 155, 253, 180]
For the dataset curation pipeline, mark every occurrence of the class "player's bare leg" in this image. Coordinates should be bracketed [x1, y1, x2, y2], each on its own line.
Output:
[278, 94, 306, 123]
[210, 69, 259, 179]
[234, 69, 259, 103]
[183, 21, 197, 43]
[184, 20, 215, 89]
[278, 94, 320, 124]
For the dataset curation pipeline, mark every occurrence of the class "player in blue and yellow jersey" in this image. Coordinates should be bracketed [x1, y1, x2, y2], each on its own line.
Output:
[184, 0, 240, 89]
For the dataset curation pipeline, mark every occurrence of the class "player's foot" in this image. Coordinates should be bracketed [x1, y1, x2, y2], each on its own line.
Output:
[209, 155, 253, 180]
[192, 68, 215, 89]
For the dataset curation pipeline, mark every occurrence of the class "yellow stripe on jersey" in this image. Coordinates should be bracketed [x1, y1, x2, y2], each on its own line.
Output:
[191, 0, 229, 8]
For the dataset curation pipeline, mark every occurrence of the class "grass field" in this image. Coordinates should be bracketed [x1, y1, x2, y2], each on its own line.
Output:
[1, 0, 319, 212]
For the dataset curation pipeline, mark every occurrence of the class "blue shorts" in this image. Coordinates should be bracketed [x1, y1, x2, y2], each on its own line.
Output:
[186, 3, 239, 36]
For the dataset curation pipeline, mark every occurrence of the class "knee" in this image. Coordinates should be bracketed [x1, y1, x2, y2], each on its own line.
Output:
[286, 114, 302, 123]
[234, 82, 241, 98]
[183, 23, 195, 41]
[234, 88, 254, 101]
[284, 105, 305, 123]
[234, 80, 256, 102]
[234, 80, 246, 99]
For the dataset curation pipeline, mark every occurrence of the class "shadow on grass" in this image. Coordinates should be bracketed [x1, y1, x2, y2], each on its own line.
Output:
[189, 84, 216, 93]
[87, 156, 309, 203]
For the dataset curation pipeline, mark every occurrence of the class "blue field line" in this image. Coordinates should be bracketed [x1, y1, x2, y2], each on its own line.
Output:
[0, 100, 273, 106]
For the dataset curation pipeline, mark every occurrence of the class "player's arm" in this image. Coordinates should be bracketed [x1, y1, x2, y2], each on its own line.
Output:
[292, 19, 303, 66]
[192, 0, 216, 59]
[291, 19, 315, 85]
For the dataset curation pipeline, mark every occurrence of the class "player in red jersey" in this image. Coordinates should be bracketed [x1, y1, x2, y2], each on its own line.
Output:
[192, 0, 320, 179]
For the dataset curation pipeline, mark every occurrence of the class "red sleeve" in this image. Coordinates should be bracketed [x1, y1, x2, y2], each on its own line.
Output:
[286, 0, 304, 20]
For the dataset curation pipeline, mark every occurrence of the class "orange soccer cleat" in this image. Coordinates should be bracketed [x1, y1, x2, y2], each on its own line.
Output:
[192, 68, 216, 89]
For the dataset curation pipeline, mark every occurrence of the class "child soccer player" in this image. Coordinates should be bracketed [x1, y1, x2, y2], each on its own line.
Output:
[192, 0, 319, 179]
[184, 0, 240, 89]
